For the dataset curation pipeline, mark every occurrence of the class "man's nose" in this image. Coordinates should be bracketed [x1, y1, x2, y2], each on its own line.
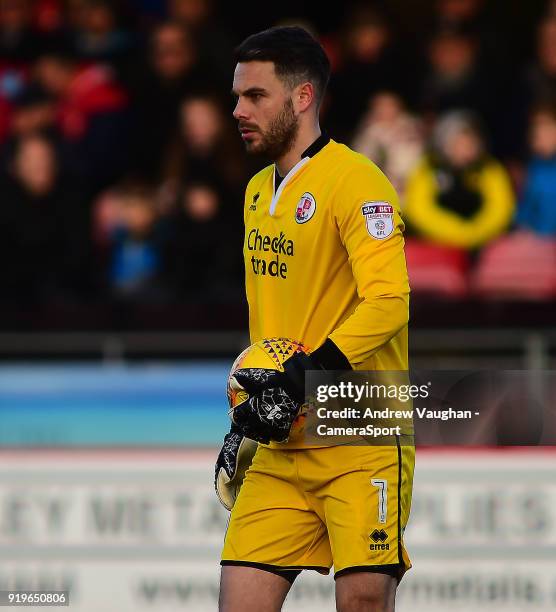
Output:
[233, 98, 248, 121]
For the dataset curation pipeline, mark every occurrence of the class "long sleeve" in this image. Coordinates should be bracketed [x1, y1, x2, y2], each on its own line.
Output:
[328, 163, 410, 366]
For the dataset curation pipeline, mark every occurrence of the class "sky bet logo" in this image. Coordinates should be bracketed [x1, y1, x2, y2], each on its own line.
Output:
[247, 228, 294, 278]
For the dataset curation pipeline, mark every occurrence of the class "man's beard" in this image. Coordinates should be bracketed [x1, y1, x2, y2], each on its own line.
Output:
[247, 98, 299, 160]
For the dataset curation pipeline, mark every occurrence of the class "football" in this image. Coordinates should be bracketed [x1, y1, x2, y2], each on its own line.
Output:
[227, 337, 309, 422]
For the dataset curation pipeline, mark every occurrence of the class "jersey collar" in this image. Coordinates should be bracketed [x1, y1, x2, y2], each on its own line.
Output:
[270, 132, 330, 216]
[301, 132, 330, 159]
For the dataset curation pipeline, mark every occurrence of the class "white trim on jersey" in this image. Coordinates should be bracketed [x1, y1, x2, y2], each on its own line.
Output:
[269, 157, 310, 216]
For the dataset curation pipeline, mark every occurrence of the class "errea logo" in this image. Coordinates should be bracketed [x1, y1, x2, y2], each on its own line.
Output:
[249, 192, 260, 211]
[370, 529, 388, 543]
[369, 529, 390, 551]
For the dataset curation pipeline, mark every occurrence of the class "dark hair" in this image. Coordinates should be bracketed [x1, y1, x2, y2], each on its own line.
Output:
[12, 84, 52, 109]
[530, 98, 556, 121]
[235, 26, 331, 106]
[37, 41, 76, 66]
[114, 179, 156, 202]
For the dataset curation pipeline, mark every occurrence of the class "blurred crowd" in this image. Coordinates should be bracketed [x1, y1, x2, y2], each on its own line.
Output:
[1, 0, 556, 311]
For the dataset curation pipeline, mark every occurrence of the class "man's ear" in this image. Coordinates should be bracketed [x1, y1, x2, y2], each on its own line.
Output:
[295, 81, 315, 113]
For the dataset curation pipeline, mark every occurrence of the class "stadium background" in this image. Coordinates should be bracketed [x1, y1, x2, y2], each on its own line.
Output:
[0, 0, 555, 610]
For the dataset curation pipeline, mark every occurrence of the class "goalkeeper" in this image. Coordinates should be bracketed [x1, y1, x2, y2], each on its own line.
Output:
[216, 26, 414, 612]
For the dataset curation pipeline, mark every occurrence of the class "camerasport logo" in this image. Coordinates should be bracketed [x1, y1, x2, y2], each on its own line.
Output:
[361, 202, 394, 239]
[295, 192, 316, 224]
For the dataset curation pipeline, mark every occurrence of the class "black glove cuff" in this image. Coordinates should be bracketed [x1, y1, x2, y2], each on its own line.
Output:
[282, 339, 351, 403]
[311, 338, 352, 371]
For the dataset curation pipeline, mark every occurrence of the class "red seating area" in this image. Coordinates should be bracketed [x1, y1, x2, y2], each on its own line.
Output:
[404, 240, 469, 297]
[405, 234, 556, 300]
[472, 232, 556, 300]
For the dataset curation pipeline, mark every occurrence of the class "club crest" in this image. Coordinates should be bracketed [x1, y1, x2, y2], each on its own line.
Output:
[295, 192, 316, 224]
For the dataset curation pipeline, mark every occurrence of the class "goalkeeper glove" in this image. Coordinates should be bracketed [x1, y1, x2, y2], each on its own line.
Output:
[214, 424, 258, 511]
[231, 368, 299, 443]
[232, 339, 351, 443]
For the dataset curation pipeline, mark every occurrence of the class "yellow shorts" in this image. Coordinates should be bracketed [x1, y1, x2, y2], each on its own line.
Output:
[221, 442, 414, 580]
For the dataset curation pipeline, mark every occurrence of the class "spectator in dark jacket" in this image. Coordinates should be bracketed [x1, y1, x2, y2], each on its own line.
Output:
[164, 183, 243, 301]
[420, 24, 499, 127]
[69, 0, 136, 83]
[130, 21, 210, 182]
[0, 0, 41, 62]
[0, 133, 91, 302]
[161, 93, 248, 208]
[327, 7, 408, 141]
[419, 21, 516, 160]
[168, 0, 234, 87]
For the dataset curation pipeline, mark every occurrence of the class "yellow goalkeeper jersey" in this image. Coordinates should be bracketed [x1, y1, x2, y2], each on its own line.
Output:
[243, 135, 410, 447]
